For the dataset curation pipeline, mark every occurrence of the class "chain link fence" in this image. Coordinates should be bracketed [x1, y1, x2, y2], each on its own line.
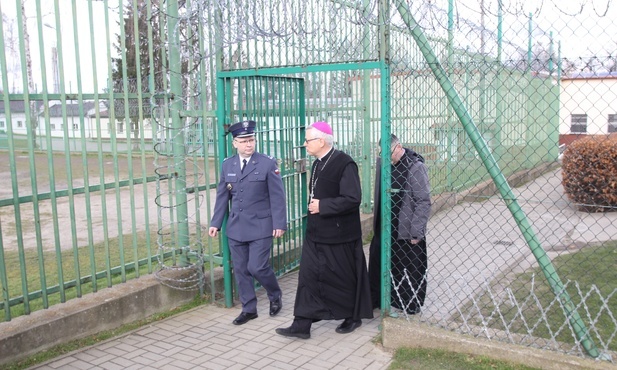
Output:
[379, 1, 617, 361]
[0, 0, 616, 363]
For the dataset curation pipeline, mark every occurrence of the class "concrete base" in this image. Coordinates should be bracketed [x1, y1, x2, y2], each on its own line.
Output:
[382, 318, 614, 370]
[0, 275, 197, 366]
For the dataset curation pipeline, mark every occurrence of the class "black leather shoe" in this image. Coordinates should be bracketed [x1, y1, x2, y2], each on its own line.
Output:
[269, 298, 282, 316]
[232, 312, 258, 325]
[275, 326, 310, 339]
[335, 318, 362, 334]
[406, 307, 421, 315]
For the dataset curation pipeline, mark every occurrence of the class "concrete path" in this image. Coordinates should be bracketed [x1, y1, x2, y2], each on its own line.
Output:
[29, 268, 393, 370]
[424, 167, 617, 329]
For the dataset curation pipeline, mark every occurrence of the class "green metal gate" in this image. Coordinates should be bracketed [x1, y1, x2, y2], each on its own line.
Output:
[216, 75, 308, 306]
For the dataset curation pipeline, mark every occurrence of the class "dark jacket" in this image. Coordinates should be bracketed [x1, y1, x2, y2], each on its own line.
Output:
[210, 152, 287, 242]
[306, 149, 362, 244]
[373, 148, 431, 239]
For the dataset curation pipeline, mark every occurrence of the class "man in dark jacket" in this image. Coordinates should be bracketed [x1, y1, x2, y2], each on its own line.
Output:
[209, 120, 287, 326]
[368, 134, 431, 315]
[275, 121, 373, 339]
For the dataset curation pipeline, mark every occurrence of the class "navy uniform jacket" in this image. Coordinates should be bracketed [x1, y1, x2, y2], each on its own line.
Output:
[210, 152, 287, 242]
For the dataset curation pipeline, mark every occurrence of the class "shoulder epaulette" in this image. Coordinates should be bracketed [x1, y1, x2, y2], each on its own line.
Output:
[256, 152, 276, 161]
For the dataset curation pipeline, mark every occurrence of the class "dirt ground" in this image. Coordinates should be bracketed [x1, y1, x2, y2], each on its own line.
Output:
[0, 151, 217, 252]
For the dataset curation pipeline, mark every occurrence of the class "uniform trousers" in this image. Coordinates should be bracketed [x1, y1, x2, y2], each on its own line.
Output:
[228, 236, 282, 314]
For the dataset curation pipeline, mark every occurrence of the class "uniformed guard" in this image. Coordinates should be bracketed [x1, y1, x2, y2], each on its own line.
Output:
[208, 120, 287, 325]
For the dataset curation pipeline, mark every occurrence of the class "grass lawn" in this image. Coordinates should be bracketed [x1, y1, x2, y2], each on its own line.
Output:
[389, 347, 539, 370]
[0, 230, 219, 322]
[461, 241, 617, 353]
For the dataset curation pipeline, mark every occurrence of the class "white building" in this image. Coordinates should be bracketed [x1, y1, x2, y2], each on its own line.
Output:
[85, 102, 155, 141]
[0, 100, 43, 135]
[0, 100, 155, 141]
[559, 72, 617, 144]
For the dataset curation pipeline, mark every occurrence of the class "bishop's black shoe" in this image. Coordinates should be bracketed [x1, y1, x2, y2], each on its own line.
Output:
[275, 326, 310, 339]
[406, 307, 421, 315]
[232, 312, 258, 325]
[335, 318, 362, 334]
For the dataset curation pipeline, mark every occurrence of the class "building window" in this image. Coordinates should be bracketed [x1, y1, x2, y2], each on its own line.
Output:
[73, 123, 78, 130]
[0, 120, 4, 128]
[17, 120, 23, 128]
[50, 123, 56, 130]
[570, 114, 587, 133]
[609, 114, 617, 133]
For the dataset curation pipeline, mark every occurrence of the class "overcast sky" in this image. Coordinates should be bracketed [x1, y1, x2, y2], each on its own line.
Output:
[2, 0, 120, 94]
[2, 0, 615, 95]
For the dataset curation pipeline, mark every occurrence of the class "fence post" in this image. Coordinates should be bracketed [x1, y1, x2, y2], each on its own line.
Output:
[166, 0, 190, 266]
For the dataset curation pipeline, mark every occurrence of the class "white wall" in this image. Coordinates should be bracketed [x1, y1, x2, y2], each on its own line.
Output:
[560, 77, 617, 135]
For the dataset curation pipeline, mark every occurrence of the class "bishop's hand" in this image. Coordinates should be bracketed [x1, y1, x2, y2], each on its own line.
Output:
[308, 199, 320, 214]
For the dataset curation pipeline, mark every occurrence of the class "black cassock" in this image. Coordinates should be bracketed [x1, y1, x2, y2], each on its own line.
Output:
[293, 238, 373, 320]
[293, 155, 373, 321]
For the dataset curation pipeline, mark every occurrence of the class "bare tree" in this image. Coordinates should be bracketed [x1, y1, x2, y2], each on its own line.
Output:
[1, 13, 19, 92]
[111, 0, 164, 149]
[20, 0, 38, 148]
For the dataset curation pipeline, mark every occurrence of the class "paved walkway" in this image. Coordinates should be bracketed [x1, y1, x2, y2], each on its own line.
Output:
[29, 269, 393, 370]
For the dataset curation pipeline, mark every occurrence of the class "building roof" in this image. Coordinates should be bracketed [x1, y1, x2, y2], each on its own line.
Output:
[0, 100, 44, 114]
[46, 101, 96, 117]
[0, 100, 96, 117]
[562, 71, 617, 81]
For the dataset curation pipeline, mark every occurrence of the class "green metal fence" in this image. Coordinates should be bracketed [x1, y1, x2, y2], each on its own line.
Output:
[1, 0, 616, 362]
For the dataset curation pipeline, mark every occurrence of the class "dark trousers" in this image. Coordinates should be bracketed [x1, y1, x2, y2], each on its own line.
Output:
[368, 233, 427, 313]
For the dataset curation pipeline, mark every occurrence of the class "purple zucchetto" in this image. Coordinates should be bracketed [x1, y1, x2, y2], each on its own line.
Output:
[310, 121, 333, 135]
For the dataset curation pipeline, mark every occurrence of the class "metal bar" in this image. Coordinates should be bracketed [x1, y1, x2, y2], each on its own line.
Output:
[216, 77, 233, 308]
[13, 0, 34, 313]
[158, 3, 176, 269]
[102, 0, 122, 286]
[494, 1, 504, 164]
[378, 60, 392, 315]
[0, 93, 162, 100]
[393, 0, 600, 359]
[115, 0, 130, 282]
[0, 4, 14, 320]
[87, 0, 108, 292]
[377, 0, 392, 315]
[30, 0, 49, 309]
[446, 0, 455, 189]
[167, 0, 190, 267]
[0, 176, 160, 207]
[71, 0, 96, 293]
[128, 0, 143, 278]
[53, 0, 82, 298]
[143, 0, 156, 275]
[197, 0, 216, 299]
[216, 61, 383, 77]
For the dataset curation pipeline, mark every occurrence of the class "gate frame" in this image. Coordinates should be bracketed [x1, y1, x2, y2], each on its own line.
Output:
[215, 62, 392, 308]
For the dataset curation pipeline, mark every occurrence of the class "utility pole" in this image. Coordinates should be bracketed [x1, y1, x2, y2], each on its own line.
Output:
[20, 0, 38, 148]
